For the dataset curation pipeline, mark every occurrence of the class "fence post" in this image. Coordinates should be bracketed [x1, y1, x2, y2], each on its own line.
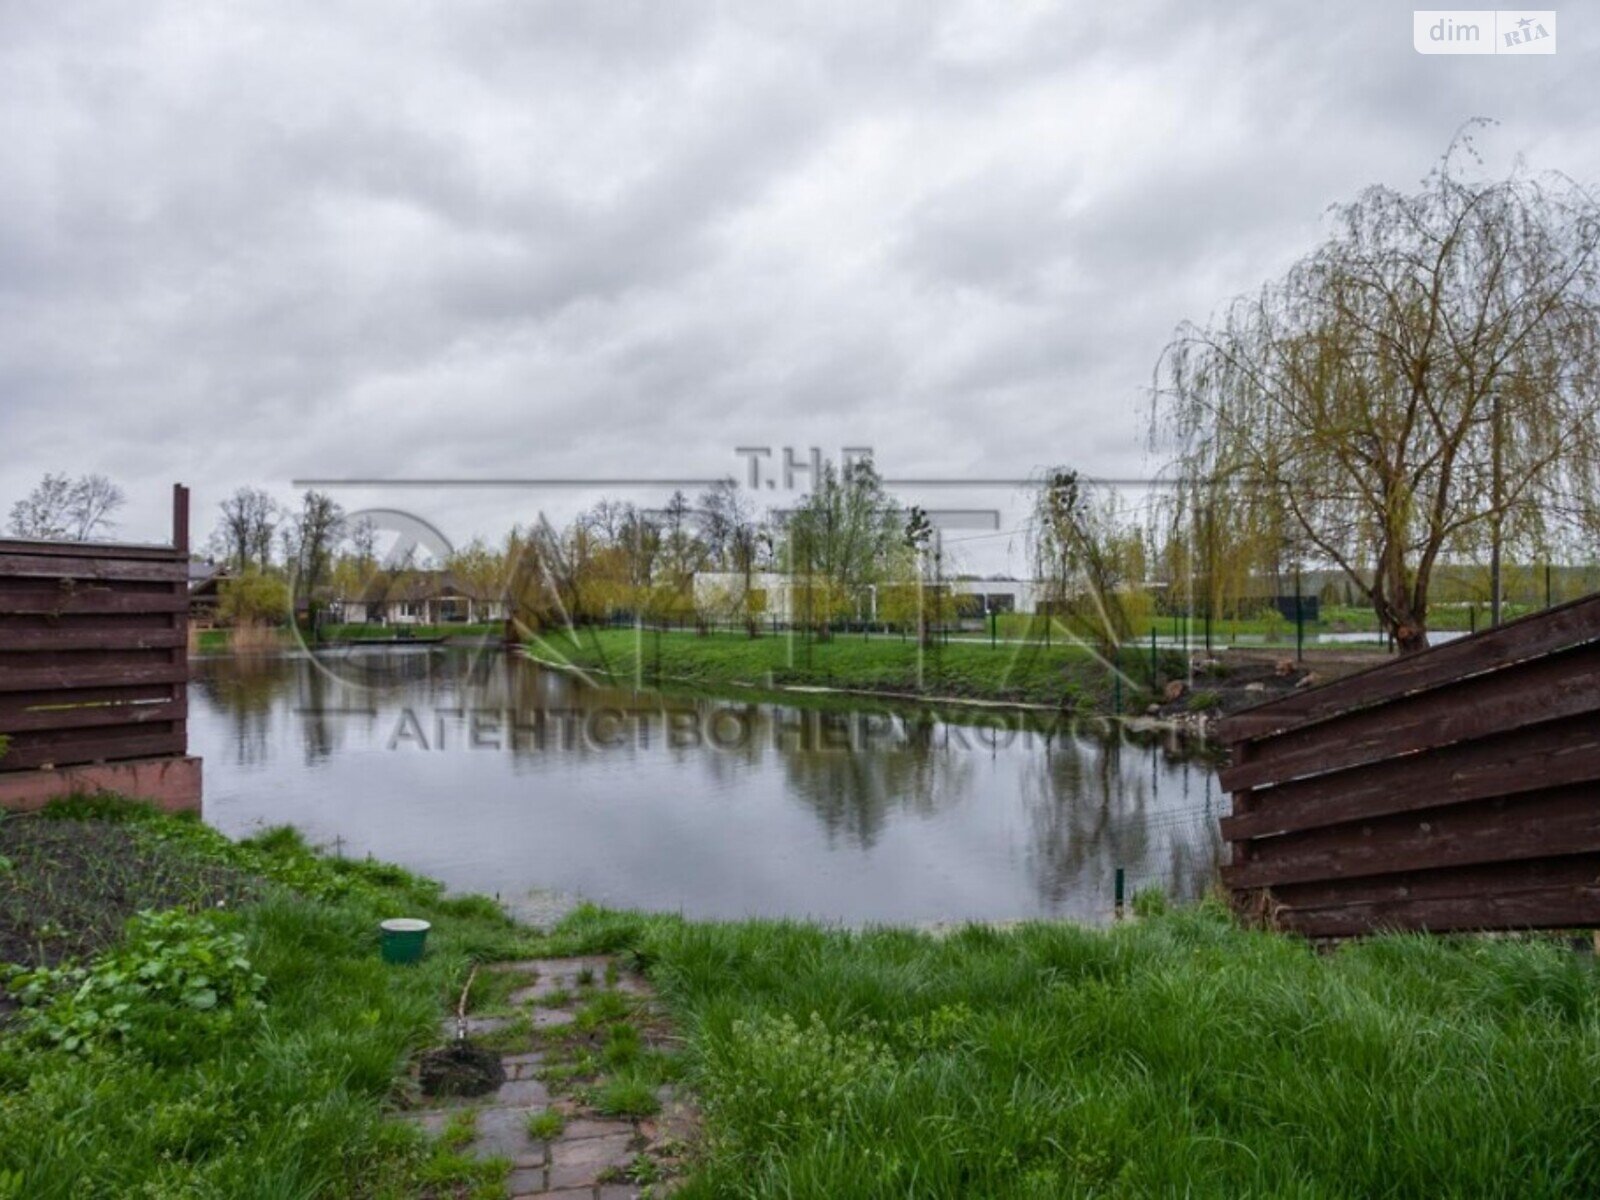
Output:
[1114, 867, 1126, 919]
[171, 483, 190, 554]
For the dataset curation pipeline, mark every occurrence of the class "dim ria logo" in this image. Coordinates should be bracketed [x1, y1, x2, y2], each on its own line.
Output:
[1414, 10, 1556, 53]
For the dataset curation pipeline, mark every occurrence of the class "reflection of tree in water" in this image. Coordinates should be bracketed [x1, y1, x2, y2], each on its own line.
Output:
[189, 656, 297, 768]
[1022, 728, 1223, 913]
[777, 712, 974, 848]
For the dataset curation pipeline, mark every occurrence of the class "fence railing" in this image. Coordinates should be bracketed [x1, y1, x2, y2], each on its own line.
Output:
[1214, 591, 1600, 937]
[0, 486, 191, 775]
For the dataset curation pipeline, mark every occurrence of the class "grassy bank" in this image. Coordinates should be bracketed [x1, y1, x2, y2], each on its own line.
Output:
[191, 623, 499, 653]
[7, 804, 1598, 1197]
[528, 626, 1181, 711]
[566, 902, 1600, 1198]
[0, 799, 541, 1198]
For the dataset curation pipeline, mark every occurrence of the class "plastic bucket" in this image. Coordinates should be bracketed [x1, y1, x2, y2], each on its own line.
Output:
[379, 918, 431, 965]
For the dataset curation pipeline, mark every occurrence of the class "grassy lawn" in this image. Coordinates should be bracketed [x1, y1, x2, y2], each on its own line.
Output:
[528, 626, 1180, 711]
[0, 798, 542, 1199]
[191, 624, 499, 653]
[567, 902, 1600, 1198]
[6, 802, 1597, 1197]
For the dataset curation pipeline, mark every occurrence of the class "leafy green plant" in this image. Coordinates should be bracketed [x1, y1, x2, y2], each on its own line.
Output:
[525, 1108, 565, 1140]
[6, 909, 264, 1056]
[591, 1073, 660, 1118]
[700, 1011, 893, 1146]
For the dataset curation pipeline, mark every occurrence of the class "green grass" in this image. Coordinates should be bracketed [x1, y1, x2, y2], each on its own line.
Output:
[526, 1108, 566, 1140]
[10, 802, 1600, 1197]
[527, 626, 1177, 711]
[590, 1072, 661, 1119]
[545, 903, 1600, 1198]
[0, 799, 541, 1199]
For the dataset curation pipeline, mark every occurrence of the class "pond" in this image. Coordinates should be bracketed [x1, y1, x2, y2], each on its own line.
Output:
[191, 647, 1227, 926]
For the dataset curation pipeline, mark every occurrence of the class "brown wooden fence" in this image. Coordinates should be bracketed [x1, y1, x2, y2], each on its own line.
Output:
[0, 487, 194, 801]
[1215, 592, 1600, 937]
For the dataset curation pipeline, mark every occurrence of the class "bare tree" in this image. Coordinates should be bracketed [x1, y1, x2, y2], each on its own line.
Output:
[67, 474, 125, 540]
[1156, 129, 1600, 652]
[8, 473, 74, 539]
[210, 487, 279, 572]
[283, 490, 345, 626]
[698, 478, 767, 628]
[782, 459, 905, 629]
[8, 472, 125, 540]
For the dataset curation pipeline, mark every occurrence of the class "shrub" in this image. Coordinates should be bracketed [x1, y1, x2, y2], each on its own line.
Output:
[6, 909, 265, 1059]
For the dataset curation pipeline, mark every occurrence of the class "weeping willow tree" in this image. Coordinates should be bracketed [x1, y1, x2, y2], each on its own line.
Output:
[1155, 129, 1600, 653]
[1032, 469, 1149, 657]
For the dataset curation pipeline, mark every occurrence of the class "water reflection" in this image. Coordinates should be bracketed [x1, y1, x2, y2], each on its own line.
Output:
[191, 649, 1227, 925]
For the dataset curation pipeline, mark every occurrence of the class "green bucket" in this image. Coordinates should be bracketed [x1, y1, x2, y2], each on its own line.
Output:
[379, 918, 431, 965]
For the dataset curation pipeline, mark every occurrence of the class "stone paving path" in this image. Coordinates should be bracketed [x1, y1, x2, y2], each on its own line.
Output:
[401, 955, 699, 1198]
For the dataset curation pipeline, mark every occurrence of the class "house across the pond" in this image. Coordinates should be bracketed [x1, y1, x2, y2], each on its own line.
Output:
[332, 570, 507, 625]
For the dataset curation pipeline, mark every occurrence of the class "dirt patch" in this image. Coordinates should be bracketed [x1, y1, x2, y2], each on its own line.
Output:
[1147, 657, 1321, 721]
[0, 815, 261, 968]
[418, 1041, 507, 1098]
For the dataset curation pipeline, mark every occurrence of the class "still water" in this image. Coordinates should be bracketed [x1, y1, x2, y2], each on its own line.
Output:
[191, 648, 1226, 926]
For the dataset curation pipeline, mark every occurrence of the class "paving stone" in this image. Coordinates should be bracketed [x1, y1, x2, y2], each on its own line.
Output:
[543, 1191, 600, 1200]
[505, 1166, 545, 1194]
[503, 1051, 546, 1068]
[563, 1117, 635, 1141]
[468, 1106, 544, 1163]
[494, 1077, 552, 1106]
[598, 1187, 645, 1199]
[509, 983, 560, 1006]
[532, 1007, 576, 1029]
[398, 1109, 451, 1137]
[548, 1132, 635, 1189]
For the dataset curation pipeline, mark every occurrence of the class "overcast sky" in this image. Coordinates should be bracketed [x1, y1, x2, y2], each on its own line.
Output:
[1, 2, 1591, 572]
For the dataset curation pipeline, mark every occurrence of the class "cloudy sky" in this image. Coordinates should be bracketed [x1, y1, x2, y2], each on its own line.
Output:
[1, 2, 1590, 571]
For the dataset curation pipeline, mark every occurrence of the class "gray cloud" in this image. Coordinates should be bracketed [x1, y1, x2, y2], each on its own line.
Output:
[1, 0, 1594, 571]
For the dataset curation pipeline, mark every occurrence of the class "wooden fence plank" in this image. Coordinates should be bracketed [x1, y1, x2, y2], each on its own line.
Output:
[1214, 592, 1600, 744]
[0, 662, 188, 693]
[0, 627, 187, 652]
[0, 730, 187, 770]
[0, 538, 185, 561]
[1267, 855, 1600, 910]
[1223, 783, 1600, 889]
[0, 698, 186, 735]
[0, 553, 187, 582]
[0, 588, 188, 615]
[1220, 714, 1600, 840]
[1280, 886, 1600, 937]
[1219, 641, 1600, 792]
[0, 685, 175, 713]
